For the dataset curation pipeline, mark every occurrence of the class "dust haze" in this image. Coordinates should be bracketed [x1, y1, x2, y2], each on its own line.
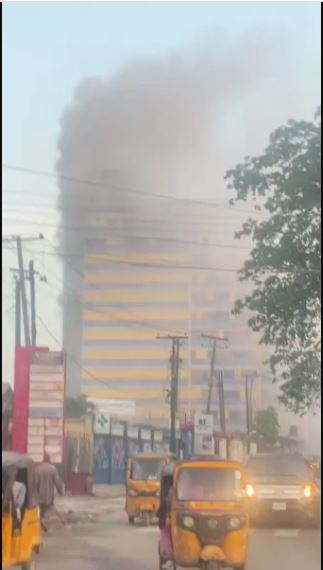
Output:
[56, 27, 309, 254]
[56, 23, 319, 444]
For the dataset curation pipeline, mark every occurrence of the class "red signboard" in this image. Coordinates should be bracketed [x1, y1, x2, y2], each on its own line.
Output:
[11, 346, 48, 454]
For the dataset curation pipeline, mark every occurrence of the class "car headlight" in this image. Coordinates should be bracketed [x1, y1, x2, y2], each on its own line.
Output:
[245, 484, 255, 498]
[228, 516, 245, 530]
[304, 485, 312, 498]
[128, 489, 138, 497]
[182, 516, 195, 529]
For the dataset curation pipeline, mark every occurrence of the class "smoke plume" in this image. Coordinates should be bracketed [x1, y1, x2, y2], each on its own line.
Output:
[56, 27, 316, 396]
[56, 27, 300, 237]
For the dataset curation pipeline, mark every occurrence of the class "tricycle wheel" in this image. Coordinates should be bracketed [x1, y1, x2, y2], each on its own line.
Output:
[204, 562, 221, 570]
[21, 552, 37, 570]
[159, 558, 176, 570]
[143, 511, 151, 526]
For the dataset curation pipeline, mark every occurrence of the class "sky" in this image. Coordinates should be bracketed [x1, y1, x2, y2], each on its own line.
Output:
[2, 2, 321, 445]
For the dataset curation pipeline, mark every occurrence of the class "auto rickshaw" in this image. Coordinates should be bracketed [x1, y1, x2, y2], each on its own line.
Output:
[158, 456, 249, 570]
[2, 452, 42, 569]
[125, 453, 174, 526]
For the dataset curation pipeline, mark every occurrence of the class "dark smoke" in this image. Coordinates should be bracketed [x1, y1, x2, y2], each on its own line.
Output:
[56, 28, 314, 395]
[57, 28, 295, 232]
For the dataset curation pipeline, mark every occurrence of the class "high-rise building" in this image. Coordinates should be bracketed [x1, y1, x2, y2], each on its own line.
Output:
[62, 186, 262, 431]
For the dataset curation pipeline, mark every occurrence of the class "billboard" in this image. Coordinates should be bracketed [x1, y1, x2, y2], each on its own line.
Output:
[12, 346, 49, 454]
[89, 398, 136, 417]
[27, 351, 65, 463]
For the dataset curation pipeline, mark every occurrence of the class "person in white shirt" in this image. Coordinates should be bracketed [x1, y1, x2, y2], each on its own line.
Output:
[12, 481, 26, 522]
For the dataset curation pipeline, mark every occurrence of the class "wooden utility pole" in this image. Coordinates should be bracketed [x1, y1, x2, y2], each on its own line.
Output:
[206, 339, 217, 414]
[218, 370, 226, 433]
[29, 260, 37, 345]
[14, 277, 21, 348]
[3, 233, 44, 346]
[17, 236, 31, 346]
[201, 334, 228, 423]
[157, 334, 188, 453]
[245, 374, 254, 453]
[10, 261, 46, 348]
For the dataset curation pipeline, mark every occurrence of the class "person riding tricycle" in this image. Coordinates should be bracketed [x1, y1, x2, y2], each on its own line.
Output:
[125, 453, 174, 526]
[158, 456, 249, 570]
[2, 452, 42, 570]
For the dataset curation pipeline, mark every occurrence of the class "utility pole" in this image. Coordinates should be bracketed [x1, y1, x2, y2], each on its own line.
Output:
[3, 233, 44, 346]
[201, 334, 228, 424]
[17, 236, 31, 346]
[14, 277, 21, 348]
[157, 334, 188, 454]
[245, 374, 254, 453]
[29, 260, 37, 345]
[218, 370, 226, 433]
[10, 262, 46, 347]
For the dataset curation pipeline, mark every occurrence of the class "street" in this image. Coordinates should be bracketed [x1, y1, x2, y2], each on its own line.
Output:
[37, 498, 321, 570]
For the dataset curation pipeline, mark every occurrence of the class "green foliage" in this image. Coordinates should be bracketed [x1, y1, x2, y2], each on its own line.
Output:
[225, 109, 321, 415]
[64, 394, 95, 418]
[254, 406, 280, 449]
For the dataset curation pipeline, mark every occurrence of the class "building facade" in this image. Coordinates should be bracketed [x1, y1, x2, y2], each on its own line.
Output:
[62, 186, 263, 432]
[79, 234, 261, 430]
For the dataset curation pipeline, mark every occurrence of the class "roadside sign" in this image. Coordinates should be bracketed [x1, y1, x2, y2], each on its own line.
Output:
[27, 351, 65, 463]
[94, 412, 110, 434]
[194, 413, 214, 455]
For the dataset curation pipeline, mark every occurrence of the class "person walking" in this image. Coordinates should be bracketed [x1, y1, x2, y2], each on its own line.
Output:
[36, 452, 63, 532]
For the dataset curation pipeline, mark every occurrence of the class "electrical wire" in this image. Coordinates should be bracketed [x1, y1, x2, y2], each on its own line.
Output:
[2, 163, 267, 216]
[35, 312, 176, 393]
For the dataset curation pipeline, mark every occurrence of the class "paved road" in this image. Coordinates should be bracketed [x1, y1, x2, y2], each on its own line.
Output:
[38, 498, 321, 570]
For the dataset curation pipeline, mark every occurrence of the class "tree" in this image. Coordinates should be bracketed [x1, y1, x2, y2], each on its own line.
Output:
[64, 395, 95, 418]
[254, 406, 280, 450]
[225, 109, 321, 415]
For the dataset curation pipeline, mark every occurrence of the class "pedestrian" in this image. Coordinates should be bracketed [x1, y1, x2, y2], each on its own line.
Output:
[12, 480, 26, 523]
[36, 452, 63, 532]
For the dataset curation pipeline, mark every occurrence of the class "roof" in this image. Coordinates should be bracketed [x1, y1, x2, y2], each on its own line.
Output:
[2, 451, 34, 470]
[161, 456, 243, 477]
[180, 456, 243, 468]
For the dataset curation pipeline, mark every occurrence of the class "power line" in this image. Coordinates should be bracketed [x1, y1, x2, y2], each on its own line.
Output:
[2, 188, 263, 218]
[3, 208, 254, 250]
[5, 239, 319, 279]
[37, 251, 322, 275]
[9, 240, 319, 279]
[2, 162, 266, 216]
[41, 232, 252, 252]
[45, 280, 188, 336]
[4, 240, 243, 273]
[35, 312, 175, 394]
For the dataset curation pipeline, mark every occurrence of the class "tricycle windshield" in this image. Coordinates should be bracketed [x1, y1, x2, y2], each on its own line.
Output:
[177, 467, 243, 501]
[131, 459, 166, 481]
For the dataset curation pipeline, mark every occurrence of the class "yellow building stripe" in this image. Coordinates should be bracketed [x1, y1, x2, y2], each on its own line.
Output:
[81, 386, 204, 400]
[83, 348, 189, 360]
[83, 309, 189, 322]
[194, 348, 209, 360]
[81, 368, 188, 380]
[83, 329, 162, 341]
[85, 272, 188, 284]
[84, 290, 188, 303]
[85, 253, 190, 265]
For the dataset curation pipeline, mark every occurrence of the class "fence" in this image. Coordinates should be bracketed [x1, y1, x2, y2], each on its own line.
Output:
[93, 420, 193, 485]
[63, 415, 94, 494]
